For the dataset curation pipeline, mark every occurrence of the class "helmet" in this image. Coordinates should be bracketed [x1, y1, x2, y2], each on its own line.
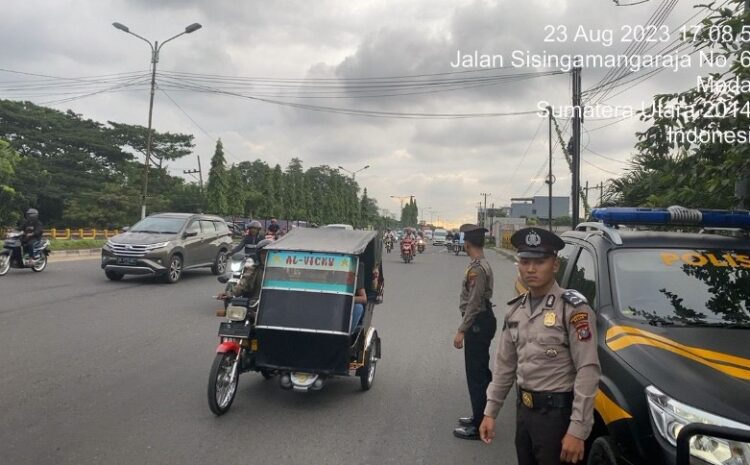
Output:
[26, 208, 39, 220]
[246, 220, 262, 230]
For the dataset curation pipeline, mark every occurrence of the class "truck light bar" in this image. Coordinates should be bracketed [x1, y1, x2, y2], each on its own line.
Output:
[591, 207, 750, 229]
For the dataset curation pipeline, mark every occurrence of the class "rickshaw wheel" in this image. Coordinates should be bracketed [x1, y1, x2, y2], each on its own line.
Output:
[358, 333, 379, 391]
[207, 352, 239, 416]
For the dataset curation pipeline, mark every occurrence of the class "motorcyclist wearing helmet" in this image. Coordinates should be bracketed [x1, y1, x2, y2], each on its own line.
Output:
[229, 220, 263, 255]
[217, 238, 273, 301]
[20, 208, 43, 260]
[267, 218, 281, 236]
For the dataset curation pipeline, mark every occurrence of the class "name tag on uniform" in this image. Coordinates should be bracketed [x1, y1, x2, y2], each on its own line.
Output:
[507, 321, 519, 342]
[544, 311, 556, 327]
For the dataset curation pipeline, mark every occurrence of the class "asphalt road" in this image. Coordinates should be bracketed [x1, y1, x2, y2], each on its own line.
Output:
[0, 245, 521, 465]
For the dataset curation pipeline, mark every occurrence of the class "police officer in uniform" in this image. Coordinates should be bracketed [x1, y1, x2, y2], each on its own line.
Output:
[453, 224, 497, 440]
[479, 227, 600, 464]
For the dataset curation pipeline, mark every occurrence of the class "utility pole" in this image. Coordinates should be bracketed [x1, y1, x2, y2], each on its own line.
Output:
[582, 181, 606, 215]
[546, 106, 555, 232]
[197, 155, 204, 191]
[480, 193, 491, 228]
[585, 180, 589, 218]
[571, 67, 582, 228]
[183, 155, 204, 191]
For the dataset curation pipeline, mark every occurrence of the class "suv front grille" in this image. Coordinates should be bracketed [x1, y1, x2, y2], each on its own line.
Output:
[109, 242, 148, 257]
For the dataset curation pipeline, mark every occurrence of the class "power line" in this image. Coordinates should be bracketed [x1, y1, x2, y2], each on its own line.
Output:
[155, 78, 544, 119]
[584, 147, 630, 164]
[157, 86, 243, 164]
[585, 0, 674, 104]
[506, 117, 546, 188]
[581, 157, 621, 176]
[37, 75, 150, 105]
[584, 116, 632, 132]
[156, 73, 561, 100]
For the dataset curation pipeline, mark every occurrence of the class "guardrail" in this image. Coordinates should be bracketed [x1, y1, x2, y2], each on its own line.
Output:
[44, 229, 120, 240]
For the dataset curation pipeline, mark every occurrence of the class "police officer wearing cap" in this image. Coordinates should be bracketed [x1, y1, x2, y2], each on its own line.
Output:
[479, 227, 600, 465]
[453, 224, 497, 440]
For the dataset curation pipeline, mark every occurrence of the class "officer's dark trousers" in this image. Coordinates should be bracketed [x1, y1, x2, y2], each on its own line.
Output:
[463, 309, 496, 428]
[515, 403, 572, 465]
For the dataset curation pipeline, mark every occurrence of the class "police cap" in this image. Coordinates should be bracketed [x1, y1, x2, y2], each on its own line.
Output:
[459, 224, 488, 243]
[511, 227, 565, 258]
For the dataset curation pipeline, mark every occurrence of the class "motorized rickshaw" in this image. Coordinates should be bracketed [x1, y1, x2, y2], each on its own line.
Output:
[207, 228, 384, 416]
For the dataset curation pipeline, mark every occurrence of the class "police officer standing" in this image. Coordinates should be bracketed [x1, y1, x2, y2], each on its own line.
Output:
[479, 227, 601, 464]
[453, 224, 497, 440]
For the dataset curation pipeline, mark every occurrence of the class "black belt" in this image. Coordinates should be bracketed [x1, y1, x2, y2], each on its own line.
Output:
[518, 388, 573, 410]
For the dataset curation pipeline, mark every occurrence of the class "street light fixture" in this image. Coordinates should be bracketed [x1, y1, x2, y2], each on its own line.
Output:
[338, 164, 370, 180]
[113, 21, 202, 219]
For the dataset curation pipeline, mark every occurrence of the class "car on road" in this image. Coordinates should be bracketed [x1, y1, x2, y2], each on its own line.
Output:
[551, 207, 750, 465]
[432, 229, 448, 245]
[423, 230, 433, 240]
[101, 213, 233, 283]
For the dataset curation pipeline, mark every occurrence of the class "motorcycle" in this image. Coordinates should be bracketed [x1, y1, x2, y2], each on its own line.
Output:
[417, 238, 425, 254]
[218, 245, 257, 310]
[0, 232, 51, 276]
[401, 239, 414, 263]
[453, 240, 464, 256]
[385, 238, 393, 254]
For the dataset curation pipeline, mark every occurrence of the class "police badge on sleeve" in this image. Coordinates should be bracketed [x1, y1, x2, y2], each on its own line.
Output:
[569, 311, 592, 341]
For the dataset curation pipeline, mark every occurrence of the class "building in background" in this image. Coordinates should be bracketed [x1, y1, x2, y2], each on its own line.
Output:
[510, 196, 569, 220]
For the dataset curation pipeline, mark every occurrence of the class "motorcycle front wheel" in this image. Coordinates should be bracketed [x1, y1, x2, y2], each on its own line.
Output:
[207, 352, 239, 416]
[0, 254, 10, 276]
[31, 254, 47, 272]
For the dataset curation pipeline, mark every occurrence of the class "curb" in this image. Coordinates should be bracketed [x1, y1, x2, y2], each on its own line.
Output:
[491, 247, 517, 262]
[49, 248, 101, 262]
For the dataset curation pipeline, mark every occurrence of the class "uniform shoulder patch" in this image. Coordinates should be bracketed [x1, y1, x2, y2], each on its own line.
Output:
[507, 292, 526, 305]
[562, 290, 588, 307]
[569, 311, 589, 325]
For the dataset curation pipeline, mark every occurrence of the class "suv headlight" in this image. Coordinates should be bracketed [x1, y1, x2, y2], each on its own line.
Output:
[145, 241, 170, 250]
[646, 385, 750, 465]
[226, 306, 247, 321]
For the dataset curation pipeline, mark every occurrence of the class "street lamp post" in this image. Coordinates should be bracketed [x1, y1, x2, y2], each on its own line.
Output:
[113, 21, 202, 219]
[338, 164, 370, 180]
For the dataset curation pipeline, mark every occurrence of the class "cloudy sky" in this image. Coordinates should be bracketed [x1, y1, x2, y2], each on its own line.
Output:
[1, 0, 711, 226]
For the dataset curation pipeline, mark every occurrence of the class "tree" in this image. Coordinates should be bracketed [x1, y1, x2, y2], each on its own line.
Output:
[269, 164, 284, 217]
[283, 158, 307, 220]
[206, 139, 228, 215]
[108, 121, 194, 171]
[610, 1, 750, 208]
[0, 139, 20, 227]
[360, 188, 379, 228]
[400, 197, 419, 227]
[0, 100, 134, 225]
[225, 164, 247, 217]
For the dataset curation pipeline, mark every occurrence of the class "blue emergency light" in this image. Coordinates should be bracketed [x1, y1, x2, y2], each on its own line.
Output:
[591, 207, 750, 229]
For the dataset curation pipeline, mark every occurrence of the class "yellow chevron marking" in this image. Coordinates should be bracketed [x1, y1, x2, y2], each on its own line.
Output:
[606, 327, 750, 380]
[607, 325, 750, 370]
[595, 388, 632, 425]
